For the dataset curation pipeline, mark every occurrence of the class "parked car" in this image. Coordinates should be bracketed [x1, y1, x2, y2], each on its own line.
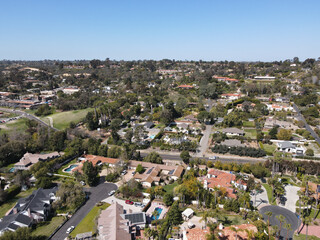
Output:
[66, 226, 75, 234]
[134, 202, 142, 207]
[121, 170, 127, 176]
[108, 190, 115, 196]
[125, 200, 134, 205]
[132, 171, 136, 176]
[209, 156, 217, 160]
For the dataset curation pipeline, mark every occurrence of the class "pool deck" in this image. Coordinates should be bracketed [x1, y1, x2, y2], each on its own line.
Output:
[62, 163, 80, 173]
[147, 202, 168, 220]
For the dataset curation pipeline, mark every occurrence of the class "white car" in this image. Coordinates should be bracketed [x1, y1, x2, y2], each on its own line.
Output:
[66, 226, 75, 234]
[108, 190, 115, 196]
[209, 156, 217, 160]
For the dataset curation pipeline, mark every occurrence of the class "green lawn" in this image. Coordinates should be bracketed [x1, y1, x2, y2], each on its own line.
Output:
[0, 188, 36, 218]
[32, 216, 65, 237]
[262, 143, 277, 155]
[41, 108, 93, 130]
[224, 214, 247, 226]
[244, 129, 257, 139]
[70, 203, 110, 238]
[163, 182, 178, 194]
[262, 183, 276, 205]
[243, 121, 255, 127]
[294, 234, 320, 240]
[0, 118, 29, 135]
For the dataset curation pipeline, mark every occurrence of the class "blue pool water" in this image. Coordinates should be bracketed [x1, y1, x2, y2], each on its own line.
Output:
[9, 167, 15, 173]
[151, 207, 163, 220]
[150, 135, 155, 139]
[64, 164, 78, 172]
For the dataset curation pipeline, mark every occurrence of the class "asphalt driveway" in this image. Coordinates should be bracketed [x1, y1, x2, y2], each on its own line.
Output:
[260, 205, 300, 240]
[50, 181, 117, 240]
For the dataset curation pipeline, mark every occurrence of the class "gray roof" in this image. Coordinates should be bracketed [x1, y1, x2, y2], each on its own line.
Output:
[278, 141, 295, 149]
[221, 128, 244, 134]
[220, 139, 243, 147]
[122, 212, 146, 225]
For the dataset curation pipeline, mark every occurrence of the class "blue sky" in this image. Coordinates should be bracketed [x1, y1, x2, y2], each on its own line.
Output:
[0, 0, 319, 61]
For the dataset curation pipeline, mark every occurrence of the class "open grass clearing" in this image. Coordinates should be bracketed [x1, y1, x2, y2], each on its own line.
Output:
[244, 128, 257, 139]
[70, 203, 110, 238]
[163, 182, 178, 194]
[262, 143, 277, 155]
[243, 121, 255, 127]
[32, 216, 65, 237]
[40, 108, 93, 130]
[0, 118, 29, 135]
[262, 183, 276, 205]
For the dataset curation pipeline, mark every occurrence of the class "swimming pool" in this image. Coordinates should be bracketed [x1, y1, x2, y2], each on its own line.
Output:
[9, 167, 15, 173]
[151, 207, 163, 220]
[64, 164, 79, 172]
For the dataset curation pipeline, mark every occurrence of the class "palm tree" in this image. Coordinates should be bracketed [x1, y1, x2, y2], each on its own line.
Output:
[303, 216, 312, 240]
[283, 222, 292, 240]
[276, 214, 286, 239]
[245, 229, 255, 240]
[265, 211, 273, 240]
[229, 226, 243, 240]
[206, 222, 218, 240]
[200, 210, 212, 229]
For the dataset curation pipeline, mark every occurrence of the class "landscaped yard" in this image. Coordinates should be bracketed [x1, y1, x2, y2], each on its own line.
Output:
[262, 143, 277, 155]
[262, 183, 276, 205]
[41, 108, 93, 130]
[244, 129, 257, 139]
[243, 121, 255, 127]
[163, 182, 178, 194]
[0, 187, 36, 218]
[56, 158, 78, 176]
[32, 216, 65, 237]
[70, 203, 110, 238]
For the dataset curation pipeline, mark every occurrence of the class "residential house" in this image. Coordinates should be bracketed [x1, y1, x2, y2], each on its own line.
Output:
[236, 102, 256, 111]
[220, 139, 243, 148]
[62, 86, 80, 95]
[213, 76, 239, 84]
[264, 117, 297, 130]
[97, 202, 146, 240]
[221, 128, 245, 137]
[73, 155, 121, 173]
[218, 224, 258, 240]
[202, 169, 247, 198]
[184, 227, 210, 240]
[129, 160, 184, 186]
[266, 103, 293, 112]
[183, 115, 198, 122]
[0, 187, 57, 235]
[14, 152, 61, 170]
[163, 135, 189, 145]
[182, 208, 194, 221]
[276, 141, 305, 155]
[177, 85, 194, 89]
[254, 76, 276, 81]
[221, 93, 241, 100]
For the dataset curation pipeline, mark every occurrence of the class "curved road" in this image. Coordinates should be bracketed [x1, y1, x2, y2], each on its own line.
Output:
[50, 182, 117, 240]
[260, 205, 300, 240]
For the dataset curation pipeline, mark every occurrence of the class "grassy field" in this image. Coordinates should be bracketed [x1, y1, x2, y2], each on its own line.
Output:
[243, 121, 255, 127]
[163, 182, 178, 194]
[32, 216, 65, 237]
[294, 234, 320, 240]
[262, 143, 277, 155]
[0, 118, 29, 135]
[262, 183, 276, 205]
[41, 108, 93, 130]
[244, 129, 257, 139]
[0, 188, 36, 218]
[70, 203, 110, 238]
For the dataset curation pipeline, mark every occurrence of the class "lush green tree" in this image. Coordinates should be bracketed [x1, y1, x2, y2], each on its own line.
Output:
[144, 152, 163, 164]
[305, 148, 314, 156]
[167, 201, 183, 225]
[276, 129, 292, 140]
[53, 181, 86, 211]
[82, 161, 98, 186]
[180, 150, 191, 164]
[50, 131, 66, 151]
[136, 164, 144, 174]
[163, 193, 174, 206]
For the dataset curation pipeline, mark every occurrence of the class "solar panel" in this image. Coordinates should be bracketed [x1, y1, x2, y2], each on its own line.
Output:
[168, 169, 174, 175]
[124, 213, 145, 224]
[146, 167, 154, 174]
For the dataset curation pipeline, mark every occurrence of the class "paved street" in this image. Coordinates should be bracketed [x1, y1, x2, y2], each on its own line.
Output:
[283, 185, 300, 213]
[50, 181, 117, 240]
[293, 103, 320, 145]
[251, 185, 269, 208]
[195, 124, 213, 157]
[260, 205, 300, 240]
